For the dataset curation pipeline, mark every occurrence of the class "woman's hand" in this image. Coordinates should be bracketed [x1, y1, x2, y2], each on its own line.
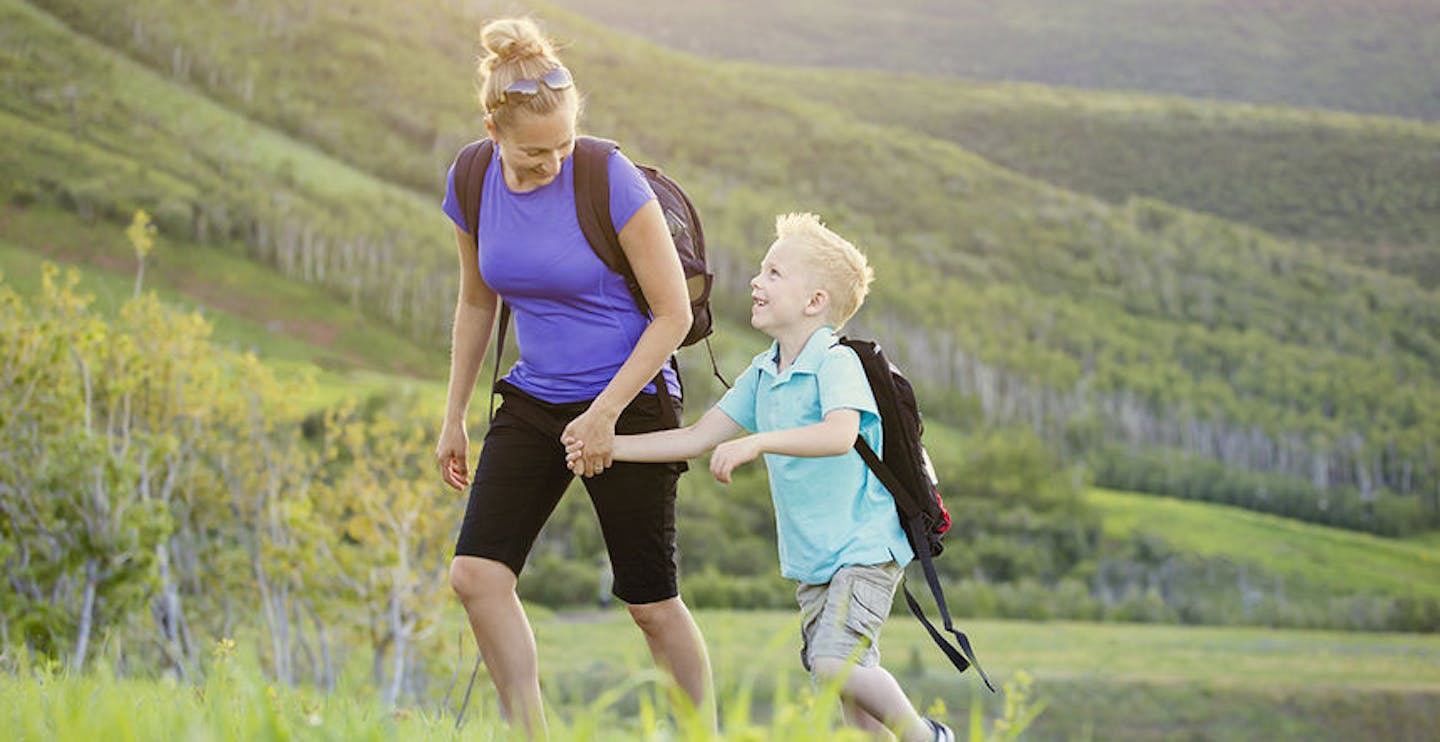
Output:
[710, 435, 762, 484]
[561, 406, 619, 477]
[436, 423, 471, 491]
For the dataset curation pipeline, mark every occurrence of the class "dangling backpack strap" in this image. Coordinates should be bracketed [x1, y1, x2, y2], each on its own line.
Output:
[901, 538, 997, 693]
[855, 438, 997, 692]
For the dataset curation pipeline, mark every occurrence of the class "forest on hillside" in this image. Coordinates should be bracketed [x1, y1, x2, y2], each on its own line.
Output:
[5, 0, 1437, 534]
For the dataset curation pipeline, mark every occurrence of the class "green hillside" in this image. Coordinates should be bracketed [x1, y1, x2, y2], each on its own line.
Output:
[6, 0, 1438, 531]
[759, 67, 1440, 287]
[1086, 488, 1440, 630]
[0, 0, 454, 342]
[1093, 487, 1440, 601]
[547, 0, 1440, 121]
[0, 205, 442, 411]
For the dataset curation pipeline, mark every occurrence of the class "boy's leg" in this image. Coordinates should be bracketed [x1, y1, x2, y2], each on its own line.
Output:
[812, 657, 931, 742]
[800, 563, 936, 742]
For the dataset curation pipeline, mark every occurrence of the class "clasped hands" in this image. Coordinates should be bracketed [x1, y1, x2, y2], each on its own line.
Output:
[561, 407, 615, 479]
[563, 427, 764, 484]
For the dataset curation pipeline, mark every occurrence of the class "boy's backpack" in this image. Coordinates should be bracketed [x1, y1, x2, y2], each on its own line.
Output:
[839, 337, 996, 693]
[452, 136, 725, 422]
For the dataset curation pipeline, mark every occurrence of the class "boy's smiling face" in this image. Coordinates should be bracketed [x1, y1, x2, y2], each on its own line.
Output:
[750, 238, 825, 336]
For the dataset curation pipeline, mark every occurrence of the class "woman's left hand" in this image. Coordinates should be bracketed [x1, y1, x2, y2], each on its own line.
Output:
[562, 406, 618, 477]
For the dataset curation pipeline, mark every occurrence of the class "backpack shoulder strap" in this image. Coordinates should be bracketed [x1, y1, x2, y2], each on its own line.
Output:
[572, 137, 627, 270]
[574, 136, 651, 313]
[572, 136, 678, 420]
[449, 139, 512, 421]
[454, 139, 494, 237]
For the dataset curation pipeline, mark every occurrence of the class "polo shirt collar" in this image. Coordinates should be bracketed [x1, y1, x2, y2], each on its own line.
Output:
[754, 326, 838, 379]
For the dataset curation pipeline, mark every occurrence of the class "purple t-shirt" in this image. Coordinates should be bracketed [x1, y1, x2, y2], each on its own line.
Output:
[442, 145, 680, 403]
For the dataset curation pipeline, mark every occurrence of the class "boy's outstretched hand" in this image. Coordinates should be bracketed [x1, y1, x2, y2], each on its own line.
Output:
[710, 436, 761, 483]
[562, 435, 588, 477]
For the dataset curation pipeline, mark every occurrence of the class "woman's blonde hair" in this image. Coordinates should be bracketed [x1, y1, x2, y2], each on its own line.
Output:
[775, 213, 874, 328]
[475, 17, 579, 130]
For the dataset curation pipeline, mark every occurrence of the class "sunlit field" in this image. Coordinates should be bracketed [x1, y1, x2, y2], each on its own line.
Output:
[7, 610, 1438, 741]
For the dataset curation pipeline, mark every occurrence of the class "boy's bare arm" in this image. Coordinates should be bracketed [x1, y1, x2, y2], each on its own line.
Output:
[710, 408, 860, 483]
[565, 407, 743, 473]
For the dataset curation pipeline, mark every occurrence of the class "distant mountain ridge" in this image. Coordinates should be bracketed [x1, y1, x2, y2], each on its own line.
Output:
[547, 0, 1440, 121]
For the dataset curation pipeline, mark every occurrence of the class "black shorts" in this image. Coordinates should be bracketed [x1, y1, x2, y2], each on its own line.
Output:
[454, 381, 685, 605]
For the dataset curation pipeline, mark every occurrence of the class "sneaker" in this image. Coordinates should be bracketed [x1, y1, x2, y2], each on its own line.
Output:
[926, 718, 956, 742]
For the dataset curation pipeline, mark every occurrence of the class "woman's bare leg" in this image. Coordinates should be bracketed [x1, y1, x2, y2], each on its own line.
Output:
[451, 556, 546, 739]
[627, 596, 716, 731]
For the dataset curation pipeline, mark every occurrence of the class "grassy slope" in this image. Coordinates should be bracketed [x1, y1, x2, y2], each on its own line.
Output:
[0, 0, 455, 341]
[545, 0, 1440, 121]
[13, 0, 1438, 398]
[8, 0, 1439, 511]
[0, 203, 445, 412]
[1090, 488, 1440, 601]
[759, 67, 1440, 285]
[550, 2, 1440, 286]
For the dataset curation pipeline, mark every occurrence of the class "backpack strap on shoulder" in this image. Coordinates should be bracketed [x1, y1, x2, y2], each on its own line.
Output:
[573, 138, 632, 282]
[454, 139, 494, 238]
[449, 139, 512, 422]
[572, 136, 679, 424]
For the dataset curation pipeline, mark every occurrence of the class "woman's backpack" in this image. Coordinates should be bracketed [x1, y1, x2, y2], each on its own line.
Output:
[839, 336, 996, 692]
[451, 137, 726, 422]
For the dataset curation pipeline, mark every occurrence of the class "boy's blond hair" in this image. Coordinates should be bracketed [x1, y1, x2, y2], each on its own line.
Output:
[775, 212, 874, 327]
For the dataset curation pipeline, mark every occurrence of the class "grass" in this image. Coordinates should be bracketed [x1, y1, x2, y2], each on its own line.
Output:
[0, 632, 941, 742]
[1090, 488, 1440, 602]
[534, 610, 1440, 740]
[6, 611, 1436, 741]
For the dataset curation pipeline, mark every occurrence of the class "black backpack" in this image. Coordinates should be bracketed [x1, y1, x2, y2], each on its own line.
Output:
[451, 136, 725, 422]
[839, 337, 996, 692]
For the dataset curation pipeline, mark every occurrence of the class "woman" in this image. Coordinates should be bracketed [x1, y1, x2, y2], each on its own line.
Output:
[433, 17, 713, 737]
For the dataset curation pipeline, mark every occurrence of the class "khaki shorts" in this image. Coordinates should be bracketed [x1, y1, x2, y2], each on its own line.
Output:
[797, 561, 903, 677]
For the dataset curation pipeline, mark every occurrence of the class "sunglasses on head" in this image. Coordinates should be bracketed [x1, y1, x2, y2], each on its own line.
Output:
[496, 66, 574, 106]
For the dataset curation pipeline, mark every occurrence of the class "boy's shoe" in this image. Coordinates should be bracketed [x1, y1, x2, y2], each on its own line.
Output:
[925, 718, 956, 742]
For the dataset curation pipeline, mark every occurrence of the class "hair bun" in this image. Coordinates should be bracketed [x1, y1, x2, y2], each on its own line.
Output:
[480, 18, 551, 66]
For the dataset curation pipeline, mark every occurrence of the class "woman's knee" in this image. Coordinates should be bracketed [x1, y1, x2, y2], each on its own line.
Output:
[627, 596, 687, 635]
[450, 556, 516, 602]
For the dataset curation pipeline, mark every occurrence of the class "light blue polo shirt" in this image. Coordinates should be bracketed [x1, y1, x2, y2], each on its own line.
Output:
[716, 326, 914, 585]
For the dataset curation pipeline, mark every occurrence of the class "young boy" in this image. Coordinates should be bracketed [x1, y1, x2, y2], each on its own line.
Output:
[565, 213, 955, 741]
